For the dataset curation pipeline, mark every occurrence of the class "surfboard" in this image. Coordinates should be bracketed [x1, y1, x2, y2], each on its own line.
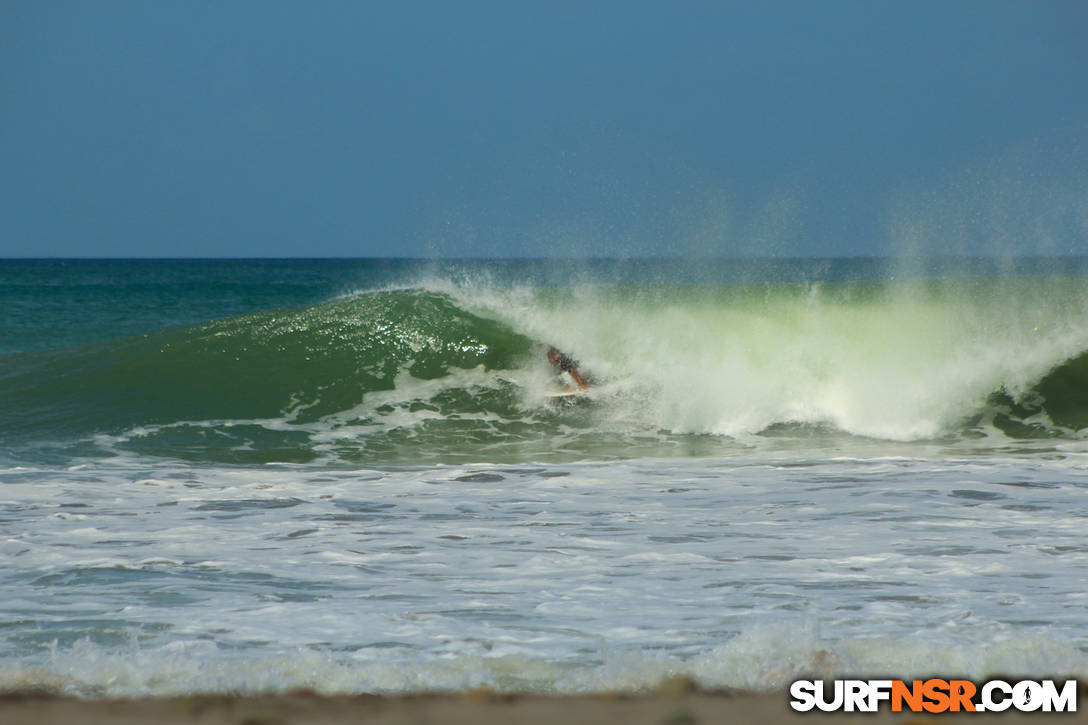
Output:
[546, 390, 586, 398]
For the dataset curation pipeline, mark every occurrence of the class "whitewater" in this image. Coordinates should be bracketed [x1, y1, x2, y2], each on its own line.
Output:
[1, 258, 1087, 696]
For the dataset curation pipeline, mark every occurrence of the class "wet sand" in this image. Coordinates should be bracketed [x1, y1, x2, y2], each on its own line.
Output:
[3, 684, 1086, 725]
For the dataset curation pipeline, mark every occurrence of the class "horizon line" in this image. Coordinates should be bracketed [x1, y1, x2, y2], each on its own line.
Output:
[2, 254, 1086, 262]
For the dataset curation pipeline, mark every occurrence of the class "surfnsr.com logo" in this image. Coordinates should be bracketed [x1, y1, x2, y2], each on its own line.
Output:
[790, 679, 1078, 713]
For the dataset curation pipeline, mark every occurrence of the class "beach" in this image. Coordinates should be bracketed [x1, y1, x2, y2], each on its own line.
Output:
[4, 684, 1088, 725]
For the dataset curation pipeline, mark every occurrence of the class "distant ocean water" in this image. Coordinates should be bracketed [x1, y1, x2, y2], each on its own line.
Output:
[1, 257, 1087, 696]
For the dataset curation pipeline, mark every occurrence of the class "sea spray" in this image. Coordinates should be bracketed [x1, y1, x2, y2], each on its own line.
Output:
[452, 275, 1088, 443]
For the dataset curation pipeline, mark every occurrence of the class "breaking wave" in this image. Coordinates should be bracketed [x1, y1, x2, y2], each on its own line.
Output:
[3, 275, 1088, 464]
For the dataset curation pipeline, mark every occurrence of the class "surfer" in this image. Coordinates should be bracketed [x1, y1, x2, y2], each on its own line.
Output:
[547, 346, 588, 391]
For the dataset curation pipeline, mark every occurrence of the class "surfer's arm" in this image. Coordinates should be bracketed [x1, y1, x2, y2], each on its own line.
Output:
[569, 368, 588, 391]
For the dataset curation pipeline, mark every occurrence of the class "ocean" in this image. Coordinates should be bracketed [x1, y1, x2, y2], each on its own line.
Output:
[1, 257, 1087, 696]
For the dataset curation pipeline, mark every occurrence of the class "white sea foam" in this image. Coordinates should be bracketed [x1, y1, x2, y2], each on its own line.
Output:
[441, 276, 1088, 441]
[3, 627, 1084, 697]
[2, 454, 1087, 696]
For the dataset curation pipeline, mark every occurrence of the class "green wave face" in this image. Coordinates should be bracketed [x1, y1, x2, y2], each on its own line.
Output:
[0, 290, 533, 460]
[989, 350, 1088, 437]
[5, 277, 1088, 465]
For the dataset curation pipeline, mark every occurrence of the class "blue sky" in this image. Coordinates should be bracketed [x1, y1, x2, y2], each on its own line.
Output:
[2, 1, 1085, 258]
